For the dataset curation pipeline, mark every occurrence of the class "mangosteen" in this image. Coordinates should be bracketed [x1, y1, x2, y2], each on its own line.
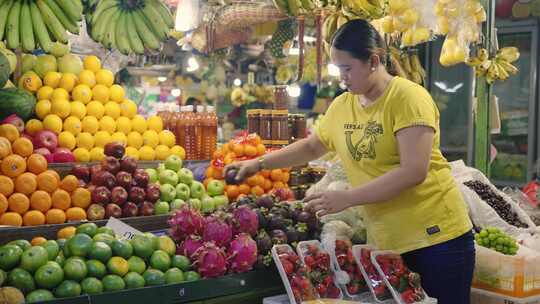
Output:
[290, 202, 304, 223]
[254, 208, 269, 229]
[296, 223, 309, 241]
[225, 167, 240, 185]
[256, 194, 275, 209]
[270, 206, 290, 219]
[236, 196, 252, 207]
[255, 230, 273, 254]
[267, 213, 287, 231]
[286, 226, 299, 244]
[297, 211, 312, 223]
[271, 229, 288, 245]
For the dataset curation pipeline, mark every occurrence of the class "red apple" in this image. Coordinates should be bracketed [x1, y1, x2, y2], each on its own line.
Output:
[139, 201, 155, 216]
[120, 156, 137, 173]
[71, 164, 90, 182]
[87, 204, 105, 221]
[105, 203, 122, 219]
[111, 186, 128, 206]
[2, 115, 25, 133]
[104, 142, 125, 159]
[122, 202, 139, 218]
[101, 156, 121, 175]
[92, 186, 111, 205]
[129, 187, 146, 204]
[52, 148, 75, 163]
[90, 164, 102, 182]
[146, 183, 160, 203]
[116, 171, 133, 189]
[133, 169, 149, 188]
[94, 171, 116, 189]
[33, 130, 58, 151]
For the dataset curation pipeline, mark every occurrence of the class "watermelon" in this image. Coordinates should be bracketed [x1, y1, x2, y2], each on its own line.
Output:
[0, 88, 36, 121]
[0, 52, 9, 88]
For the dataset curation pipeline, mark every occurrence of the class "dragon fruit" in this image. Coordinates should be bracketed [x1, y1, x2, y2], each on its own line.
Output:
[228, 233, 258, 273]
[193, 242, 228, 278]
[177, 235, 204, 258]
[203, 213, 232, 248]
[231, 206, 259, 237]
[168, 206, 204, 241]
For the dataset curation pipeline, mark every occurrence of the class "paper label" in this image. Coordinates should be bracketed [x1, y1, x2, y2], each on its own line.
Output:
[105, 217, 143, 240]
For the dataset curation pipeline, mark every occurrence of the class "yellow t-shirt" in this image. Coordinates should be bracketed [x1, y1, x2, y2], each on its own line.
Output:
[315, 77, 472, 254]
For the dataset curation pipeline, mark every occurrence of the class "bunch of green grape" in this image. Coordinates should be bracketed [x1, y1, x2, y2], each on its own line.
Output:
[475, 227, 519, 255]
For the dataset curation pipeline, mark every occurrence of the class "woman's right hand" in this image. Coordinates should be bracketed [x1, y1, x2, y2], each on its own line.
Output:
[224, 159, 260, 183]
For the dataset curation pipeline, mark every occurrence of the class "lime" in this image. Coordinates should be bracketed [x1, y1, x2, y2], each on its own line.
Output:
[35, 261, 64, 289]
[157, 236, 176, 256]
[55, 253, 66, 267]
[143, 269, 165, 286]
[8, 267, 36, 294]
[102, 274, 125, 291]
[107, 256, 129, 277]
[184, 271, 201, 282]
[81, 277, 103, 295]
[112, 239, 133, 259]
[171, 255, 191, 271]
[40, 240, 60, 261]
[64, 257, 88, 281]
[55, 280, 82, 298]
[150, 250, 171, 272]
[20, 246, 49, 273]
[0, 245, 23, 271]
[124, 272, 145, 289]
[67, 234, 93, 257]
[164, 268, 184, 284]
[93, 233, 116, 247]
[130, 235, 154, 259]
[86, 259, 107, 279]
[7, 240, 31, 251]
[26, 289, 55, 303]
[0, 269, 6, 286]
[89, 242, 112, 263]
[56, 239, 67, 250]
[127, 256, 146, 274]
[96, 226, 115, 236]
[76, 223, 99, 237]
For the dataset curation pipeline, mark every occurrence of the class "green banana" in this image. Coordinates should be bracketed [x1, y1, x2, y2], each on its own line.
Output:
[72, 0, 83, 15]
[141, 2, 169, 40]
[30, 0, 52, 52]
[273, 0, 290, 15]
[46, 0, 79, 34]
[300, 0, 314, 11]
[0, 0, 14, 41]
[90, 5, 118, 42]
[133, 10, 161, 50]
[55, 0, 82, 22]
[115, 12, 131, 55]
[149, 0, 174, 28]
[102, 9, 120, 49]
[6, 0, 21, 49]
[36, 0, 68, 43]
[20, 0, 35, 51]
[287, 0, 301, 16]
[126, 12, 145, 54]
[91, 0, 117, 25]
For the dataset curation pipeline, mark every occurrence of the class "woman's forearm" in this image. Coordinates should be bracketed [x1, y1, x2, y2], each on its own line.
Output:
[262, 135, 328, 170]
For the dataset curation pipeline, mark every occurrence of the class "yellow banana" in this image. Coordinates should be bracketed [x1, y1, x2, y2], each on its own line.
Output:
[400, 52, 412, 74]
[496, 59, 518, 75]
[497, 47, 520, 63]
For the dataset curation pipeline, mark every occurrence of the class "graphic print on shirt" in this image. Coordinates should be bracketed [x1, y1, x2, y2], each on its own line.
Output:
[344, 120, 383, 161]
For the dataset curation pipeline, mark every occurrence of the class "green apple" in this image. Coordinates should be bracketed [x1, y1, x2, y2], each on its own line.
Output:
[206, 180, 225, 197]
[175, 183, 190, 201]
[170, 199, 186, 211]
[146, 169, 159, 183]
[154, 202, 170, 215]
[177, 168, 194, 185]
[188, 199, 201, 210]
[212, 195, 229, 210]
[159, 170, 179, 186]
[164, 155, 183, 172]
[200, 196, 215, 214]
[190, 181, 205, 199]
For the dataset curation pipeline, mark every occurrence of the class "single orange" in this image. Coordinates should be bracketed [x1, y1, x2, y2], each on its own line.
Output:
[205, 166, 214, 179]
[30, 190, 52, 212]
[57, 226, 76, 239]
[71, 188, 91, 209]
[0, 212, 22, 226]
[244, 145, 257, 157]
[37, 171, 59, 193]
[45, 170, 61, 183]
[272, 181, 286, 189]
[260, 170, 270, 178]
[238, 184, 250, 195]
[60, 175, 79, 192]
[23, 210, 46, 226]
[46, 209, 66, 224]
[0, 176, 14, 197]
[282, 172, 290, 184]
[14, 172, 37, 195]
[225, 185, 239, 199]
[8, 193, 30, 214]
[256, 144, 266, 156]
[270, 169, 283, 182]
[1, 154, 27, 177]
[12, 137, 33, 157]
[0, 124, 19, 142]
[66, 207, 87, 221]
[232, 144, 245, 157]
[51, 189, 71, 210]
[27, 154, 48, 175]
[0, 137, 12, 159]
[251, 185, 264, 196]
[31, 236, 47, 246]
[256, 175, 265, 187]
[0, 193, 7, 215]
[262, 179, 273, 191]
[212, 166, 224, 179]
[246, 175, 258, 187]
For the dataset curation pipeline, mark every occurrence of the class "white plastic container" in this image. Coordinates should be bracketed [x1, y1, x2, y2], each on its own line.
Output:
[471, 288, 540, 304]
[370, 250, 437, 304]
[352, 245, 396, 303]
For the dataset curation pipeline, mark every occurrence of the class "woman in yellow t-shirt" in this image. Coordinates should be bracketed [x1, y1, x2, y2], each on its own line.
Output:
[227, 19, 474, 303]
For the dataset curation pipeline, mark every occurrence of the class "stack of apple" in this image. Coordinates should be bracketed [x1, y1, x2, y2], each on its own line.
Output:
[70, 142, 160, 220]
[145, 156, 229, 216]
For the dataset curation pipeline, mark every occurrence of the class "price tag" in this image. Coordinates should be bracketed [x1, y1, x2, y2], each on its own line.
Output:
[105, 217, 143, 240]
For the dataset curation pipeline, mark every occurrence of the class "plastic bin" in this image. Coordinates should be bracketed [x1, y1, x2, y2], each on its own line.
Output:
[471, 288, 540, 304]
[473, 245, 540, 297]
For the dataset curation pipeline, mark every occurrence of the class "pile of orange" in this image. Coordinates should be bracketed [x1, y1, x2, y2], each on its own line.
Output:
[204, 133, 290, 201]
[0, 125, 91, 227]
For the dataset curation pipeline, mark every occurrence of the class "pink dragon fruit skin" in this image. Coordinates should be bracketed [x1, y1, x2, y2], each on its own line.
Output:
[203, 214, 232, 248]
[232, 206, 259, 237]
[193, 242, 228, 278]
[228, 233, 258, 273]
[177, 235, 204, 258]
[168, 206, 204, 241]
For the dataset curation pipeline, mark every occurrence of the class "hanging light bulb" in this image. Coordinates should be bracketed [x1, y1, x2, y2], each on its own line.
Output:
[158, 76, 167, 82]
[186, 56, 199, 72]
[327, 63, 340, 77]
[171, 88, 182, 97]
[287, 84, 301, 98]
[175, 0, 200, 32]
[233, 78, 242, 87]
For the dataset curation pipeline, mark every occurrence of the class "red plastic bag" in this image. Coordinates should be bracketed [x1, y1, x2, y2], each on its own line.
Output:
[522, 180, 539, 207]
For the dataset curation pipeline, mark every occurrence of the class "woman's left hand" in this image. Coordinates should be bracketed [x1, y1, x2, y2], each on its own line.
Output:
[303, 190, 352, 217]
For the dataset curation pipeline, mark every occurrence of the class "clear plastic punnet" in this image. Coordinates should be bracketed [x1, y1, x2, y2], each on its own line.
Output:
[352, 245, 394, 303]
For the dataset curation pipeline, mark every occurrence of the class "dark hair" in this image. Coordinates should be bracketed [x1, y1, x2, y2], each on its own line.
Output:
[331, 19, 403, 77]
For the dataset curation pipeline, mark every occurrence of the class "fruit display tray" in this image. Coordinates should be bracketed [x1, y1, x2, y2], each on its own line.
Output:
[37, 270, 283, 304]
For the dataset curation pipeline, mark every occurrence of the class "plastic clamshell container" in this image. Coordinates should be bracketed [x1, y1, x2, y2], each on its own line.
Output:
[370, 250, 437, 304]
[271, 244, 319, 304]
[473, 244, 540, 298]
[328, 240, 372, 301]
[352, 245, 395, 303]
[471, 288, 540, 304]
[296, 240, 343, 300]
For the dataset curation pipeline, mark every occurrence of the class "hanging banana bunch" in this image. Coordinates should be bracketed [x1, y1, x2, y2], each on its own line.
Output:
[466, 47, 520, 84]
[388, 46, 426, 86]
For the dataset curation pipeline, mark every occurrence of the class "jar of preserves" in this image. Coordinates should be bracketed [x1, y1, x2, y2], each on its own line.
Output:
[259, 109, 272, 144]
[247, 109, 260, 135]
[274, 85, 289, 110]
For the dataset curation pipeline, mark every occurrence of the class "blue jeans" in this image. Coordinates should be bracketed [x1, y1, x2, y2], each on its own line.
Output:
[402, 231, 475, 304]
